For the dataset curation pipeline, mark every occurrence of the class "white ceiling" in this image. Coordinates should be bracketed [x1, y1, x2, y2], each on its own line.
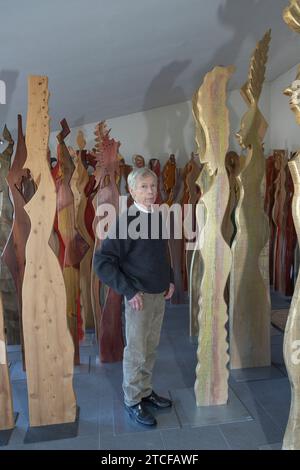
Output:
[0, 0, 300, 135]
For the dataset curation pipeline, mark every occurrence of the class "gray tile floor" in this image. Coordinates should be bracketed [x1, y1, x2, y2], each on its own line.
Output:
[1, 294, 290, 451]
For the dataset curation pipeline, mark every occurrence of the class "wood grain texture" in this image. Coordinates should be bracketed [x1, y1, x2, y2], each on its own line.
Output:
[91, 122, 124, 362]
[22, 75, 76, 426]
[0, 291, 14, 430]
[230, 31, 271, 370]
[192, 65, 235, 405]
[265, 154, 278, 285]
[282, 152, 300, 450]
[284, 161, 297, 296]
[0, 125, 19, 345]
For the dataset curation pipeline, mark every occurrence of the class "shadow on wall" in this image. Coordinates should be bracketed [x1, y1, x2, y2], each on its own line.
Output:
[0, 70, 19, 141]
[143, 60, 190, 164]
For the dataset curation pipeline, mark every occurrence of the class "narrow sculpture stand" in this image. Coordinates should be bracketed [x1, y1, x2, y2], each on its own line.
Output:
[230, 30, 271, 369]
[282, 153, 300, 450]
[192, 65, 235, 405]
[22, 75, 76, 428]
[0, 291, 14, 444]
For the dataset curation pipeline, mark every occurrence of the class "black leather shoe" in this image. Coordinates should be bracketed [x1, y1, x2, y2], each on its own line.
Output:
[125, 402, 157, 426]
[142, 391, 172, 408]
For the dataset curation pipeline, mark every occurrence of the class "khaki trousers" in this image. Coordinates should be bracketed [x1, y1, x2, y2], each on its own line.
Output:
[123, 292, 165, 406]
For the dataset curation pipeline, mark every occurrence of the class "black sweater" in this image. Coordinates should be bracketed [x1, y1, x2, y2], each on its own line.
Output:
[93, 209, 174, 300]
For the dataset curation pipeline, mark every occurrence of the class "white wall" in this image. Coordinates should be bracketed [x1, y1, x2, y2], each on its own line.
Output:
[49, 83, 271, 166]
[270, 63, 300, 152]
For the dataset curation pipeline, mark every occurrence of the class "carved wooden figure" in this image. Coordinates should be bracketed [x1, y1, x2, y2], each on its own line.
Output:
[265, 154, 278, 285]
[192, 64, 235, 405]
[22, 75, 76, 426]
[55, 119, 89, 363]
[162, 154, 177, 206]
[0, 126, 19, 345]
[91, 122, 124, 362]
[230, 30, 271, 369]
[272, 150, 288, 292]
[0, 291, 14, 431]
[282, 153, 300, 449]
[284, 161, 297, 296]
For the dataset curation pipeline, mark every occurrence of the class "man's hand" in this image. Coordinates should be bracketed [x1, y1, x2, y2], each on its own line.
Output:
[128, 292, 144, 311]
[164, 283, 175, 300]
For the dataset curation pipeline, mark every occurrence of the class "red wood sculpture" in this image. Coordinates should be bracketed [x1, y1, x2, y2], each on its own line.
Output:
[272, 150, 288, 291]
[0, 125, 19, 345]
[265, 154, 278, 285]
[54, 119, 89, 364]
[132, 154, 145, 168]
[91, 122, 124, 362]
[149, 158, 163, 204]
[162, 154, 177, 206]
[2, 115, 35, 364]
[284, 157, 297, 296]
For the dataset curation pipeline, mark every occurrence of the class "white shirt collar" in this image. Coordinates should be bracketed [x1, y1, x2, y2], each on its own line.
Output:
[134, 201, 154, 213]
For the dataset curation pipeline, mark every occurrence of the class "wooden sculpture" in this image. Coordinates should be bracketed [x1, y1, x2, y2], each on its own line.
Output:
[265, 154, 278, 285]
[0, 291, 14, 431]
[69, 131, 95, 331]
[0, 125, 19, 345]
[283, 0, 300, 33]
[54, 119, 89, 363]
[282, 153, 300, 449]
[192, 64, 235, 405]
[149, 158, 163, 204]
[284, 160, 297, 296]
[230, 30, 271, 370]
[281, 59, 300, 449]
[162, 154, 177, 206]
[132, 154, 145, 168]
[22, 75, 76, 426]
[223, 151, 241, 247]
[91, 122, 124, 362]
[272, 150, 288, 292]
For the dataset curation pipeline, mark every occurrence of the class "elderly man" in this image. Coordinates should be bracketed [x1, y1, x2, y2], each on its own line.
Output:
[93, 167, 175, 426]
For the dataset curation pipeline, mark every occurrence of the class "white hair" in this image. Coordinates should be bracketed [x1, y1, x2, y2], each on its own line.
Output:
[127, 167, 157, 190]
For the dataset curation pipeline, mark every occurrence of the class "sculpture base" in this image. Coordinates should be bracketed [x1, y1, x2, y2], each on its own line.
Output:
[24, 407, 79, 444]
[0, 413, 19, 446]
[170, 387, 252, 426]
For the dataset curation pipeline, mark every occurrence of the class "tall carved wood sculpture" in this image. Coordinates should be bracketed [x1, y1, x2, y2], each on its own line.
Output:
[283, 0, 300, 32]
[55, 120, 89, 363]
[91, 122, 124, 362]
[132, 154, 145, 168]
[162, 154, 177, 206]
[69, 131, 95, 331]
[265, 154, 278, 285]
[284, 160, 297, 295]
[149, 158, 163, 204]
[281, 31, 300, 444]
[0, 126, 19, 345]
[22, 75, 76, 426]
[192, 65, 235, 405]
[272, 150, 288, 292]
[230, 30, 271, 370]
[0, 291, 14, 431]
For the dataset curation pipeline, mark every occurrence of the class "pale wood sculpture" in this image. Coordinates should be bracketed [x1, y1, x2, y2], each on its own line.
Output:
[272, 150, 288, 292]
[0, 291, 14, 431]
[192, 64, 235, 405]
[55, 120, 89, 362]
[281, 50, 300, 448]
[0, 125, 19, 345]
[22, 75, 76, 426]
[283, 0, 300, 33]
[230, 30, 271, 370]
[282, 152, 300, 449]
[132, 154, 145, 168]
[284, 161, 297, 295]
[91, 122, 124, 362]
[69, 131, 95, 331]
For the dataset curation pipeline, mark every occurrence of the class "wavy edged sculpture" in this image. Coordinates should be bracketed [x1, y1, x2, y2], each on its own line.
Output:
[284, 159, 297, 296]
[55, 119, 89, 363]
[283, 0, 300, 32]
[0, 125, 19, 345]
[192, 64, 235, 405]
[91, 122, 124, 362]
[230, 30, 271, 369]
[22, 76, 76, 426]
[282, 153, 300, 449]
[0, 291, 14, 431]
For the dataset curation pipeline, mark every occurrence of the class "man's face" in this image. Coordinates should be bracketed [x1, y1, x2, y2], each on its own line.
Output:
[130, 176, 157, 209]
